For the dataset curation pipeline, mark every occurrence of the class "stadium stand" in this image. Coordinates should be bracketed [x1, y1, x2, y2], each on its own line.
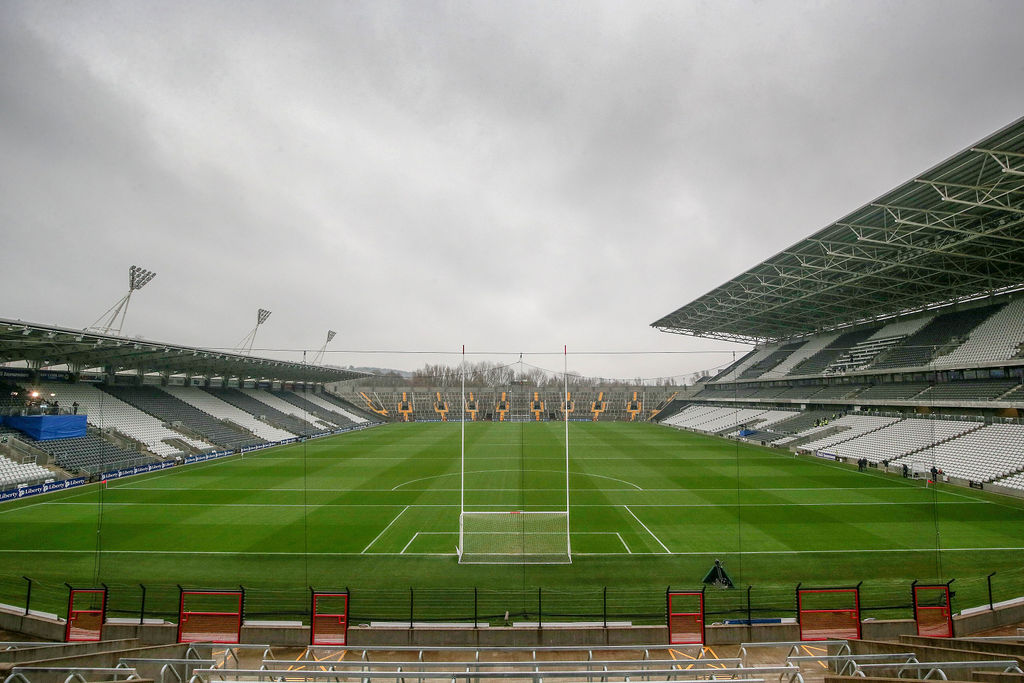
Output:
[717, 346, 780, 381]
[737, 341, 805, 379]
[826, 417, 980, 462]
[0, 452, 50, 487]
[101, 385, 267, 449]
[0, 381, 25, 414]
[805, 384, 866, 400]
[37, 382, 213, 458]
[916, 379, 1022, 402]
[1003, 384, 1024, 402]
[663, 405, 796, 434]
[995, 464, 1024, 492]
[825, 315, 934, 374]
[795, 414, 901, 453]
[205, 388, 325, 436]
[932, 296, 1024, 368]
[871, 303, 1005, 370]
[900, 422, 1024, 482]
[787, 327, 876, 376]
[319, 390, 377, 422]
[159, 386, 297, 442]
[761, 332, 840, 378]
[278, 391, 358, 427]
[709, 349, 757, 381]
[854, 382, 932, 401]
[21, 432, 152, 474]
[759, 409, 835, 436]
[296, 391, 368, 424]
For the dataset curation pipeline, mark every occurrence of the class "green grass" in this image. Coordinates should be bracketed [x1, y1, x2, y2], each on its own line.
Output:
[2, 421, 1024, 624]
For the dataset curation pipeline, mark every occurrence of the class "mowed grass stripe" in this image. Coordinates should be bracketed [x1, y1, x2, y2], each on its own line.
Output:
[0, 421, 1023, 600]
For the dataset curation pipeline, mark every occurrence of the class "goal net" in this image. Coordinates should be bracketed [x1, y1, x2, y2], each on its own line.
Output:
[456, 347, 573, 564]
[459, 511, 570, 564]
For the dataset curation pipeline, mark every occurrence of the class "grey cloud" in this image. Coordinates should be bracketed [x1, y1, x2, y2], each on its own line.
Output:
[2, 0, 1023, 381]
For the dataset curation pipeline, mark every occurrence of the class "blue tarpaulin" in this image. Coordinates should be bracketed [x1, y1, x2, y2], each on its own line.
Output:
[3, 414, 87, 440]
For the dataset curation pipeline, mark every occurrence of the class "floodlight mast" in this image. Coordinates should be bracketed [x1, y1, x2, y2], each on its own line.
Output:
[234, 308, 272, 356]
[311, 330, 337, 365]
[87, 265, 157, 335]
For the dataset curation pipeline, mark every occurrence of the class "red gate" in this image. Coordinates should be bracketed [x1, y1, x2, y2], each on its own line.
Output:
[797, 587, 861, 641]
[913, 584, 953, 638]
[65, 587, 107, 642]
[178, 589, 244, 643]
[311, 591, 350, 646]
[667, 589, 705, 644]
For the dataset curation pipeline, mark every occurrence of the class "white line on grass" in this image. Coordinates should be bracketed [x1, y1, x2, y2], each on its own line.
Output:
[111, 455, 241, 488]
[31, 500, 990, 509]
[0, 489, 96, 515]
[361, 505, 410, 553]
[109, 485, 942, 493]
[391, 469, 642, 491]
[616, 532, 631, 554]
[400, 533, 419, 554]
[4, 546, 1021, 556]
[624, 505, 671, 553]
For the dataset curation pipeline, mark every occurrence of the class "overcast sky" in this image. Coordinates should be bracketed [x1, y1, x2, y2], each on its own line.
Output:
[2, 1, 1023, 382]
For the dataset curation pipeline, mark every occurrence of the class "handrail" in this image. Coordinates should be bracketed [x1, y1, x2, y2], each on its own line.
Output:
[259, 659, 744, 671]
[187, 666, 800, 682]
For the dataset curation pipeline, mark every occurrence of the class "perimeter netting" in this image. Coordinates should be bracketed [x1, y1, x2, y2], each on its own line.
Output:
[458, 511, 570, 564]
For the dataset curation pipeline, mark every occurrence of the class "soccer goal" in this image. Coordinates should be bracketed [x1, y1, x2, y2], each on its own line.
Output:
[456, 346, 572, 564]
[459, 510, 570, 564]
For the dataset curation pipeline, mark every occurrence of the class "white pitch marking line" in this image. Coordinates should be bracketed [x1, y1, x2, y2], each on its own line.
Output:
[0, 489, 97, 515]
[391, 469, 642, 491]
[361, 505, 409, 553]
[616, 532, 631, 554]
[400, 532, 419, 554]
[3, 546, 1024, 556]
[29, 500, 988, 509]
[624, 505, 671, 554]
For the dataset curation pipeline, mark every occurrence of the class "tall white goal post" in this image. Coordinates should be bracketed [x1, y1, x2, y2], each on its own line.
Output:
[457, 346, 572, 564]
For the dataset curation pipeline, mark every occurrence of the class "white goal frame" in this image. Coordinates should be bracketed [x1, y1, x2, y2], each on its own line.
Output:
[457, 346, 572, 564]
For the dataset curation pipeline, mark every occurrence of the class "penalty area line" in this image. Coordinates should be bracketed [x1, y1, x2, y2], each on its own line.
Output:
[361, 505, 410, 553]
[623, 505, 670, 554]
[401, 533, 420, 554]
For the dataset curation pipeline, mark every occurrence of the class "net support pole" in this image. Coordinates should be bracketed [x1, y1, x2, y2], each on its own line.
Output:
[461, 345, 465, 517]
[460, 345, 466, 558]
[564, 345, 571, 556]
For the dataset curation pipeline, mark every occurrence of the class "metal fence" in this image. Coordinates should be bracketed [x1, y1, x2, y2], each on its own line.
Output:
[2, 569, 1017, 629]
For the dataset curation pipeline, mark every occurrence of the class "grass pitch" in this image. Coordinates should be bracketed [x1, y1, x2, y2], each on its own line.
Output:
[2, 420, 1024, 622]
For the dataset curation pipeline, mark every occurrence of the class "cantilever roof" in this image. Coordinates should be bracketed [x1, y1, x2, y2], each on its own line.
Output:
[652, 117, 1024, 344]
[0, 317, 366, 383]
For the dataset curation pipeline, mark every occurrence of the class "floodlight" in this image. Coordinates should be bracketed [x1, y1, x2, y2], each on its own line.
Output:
[311, 329, 338, 365]
[129, 265, 157, 291]
[88, 265, 158, 335]
[235, 308, 273, 355]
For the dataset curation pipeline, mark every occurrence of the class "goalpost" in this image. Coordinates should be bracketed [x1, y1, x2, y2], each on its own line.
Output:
[457, 346, 572, 564]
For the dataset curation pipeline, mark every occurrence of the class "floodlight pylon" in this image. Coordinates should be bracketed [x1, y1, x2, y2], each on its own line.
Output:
[311, 329, 337, 365]
[87, 265, 157, 335]
[234, 308, 272, 356]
